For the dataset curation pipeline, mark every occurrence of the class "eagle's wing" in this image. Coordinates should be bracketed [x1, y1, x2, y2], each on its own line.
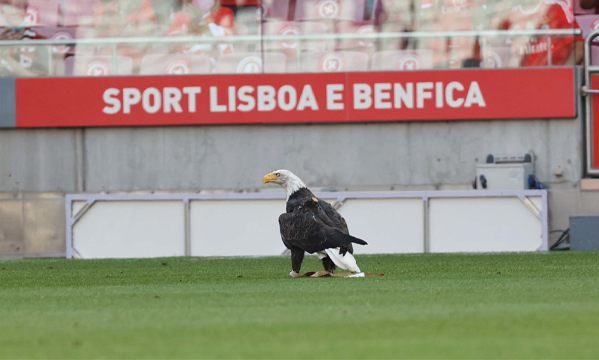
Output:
[279, 211, 329, 253]
[279, 208, 366, 254]
[313, 198, 354, 254]
[315, 198, 349, 233]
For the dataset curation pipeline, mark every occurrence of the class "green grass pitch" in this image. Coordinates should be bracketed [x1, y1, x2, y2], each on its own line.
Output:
[1, 252, 598, 359]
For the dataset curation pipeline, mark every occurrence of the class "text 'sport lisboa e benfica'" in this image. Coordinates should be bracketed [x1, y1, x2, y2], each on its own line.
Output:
[15, 68, 575, 127]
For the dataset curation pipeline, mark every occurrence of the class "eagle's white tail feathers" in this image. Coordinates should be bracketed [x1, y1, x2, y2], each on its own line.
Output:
[324, 248, 361, 273]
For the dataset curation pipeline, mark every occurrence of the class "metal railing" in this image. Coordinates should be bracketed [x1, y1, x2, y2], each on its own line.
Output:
[0, 29, 582, 46]
[582, 30, 599, 175]
[0, 28, 582, 75]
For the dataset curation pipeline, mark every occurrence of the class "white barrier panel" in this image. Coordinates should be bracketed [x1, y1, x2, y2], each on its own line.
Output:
[429, 197, 543, 253]
[339, 199, 425, 254]
[73, 201, 185, 258]
[190, 200, 283, 256]
[66, 191, 548, 259]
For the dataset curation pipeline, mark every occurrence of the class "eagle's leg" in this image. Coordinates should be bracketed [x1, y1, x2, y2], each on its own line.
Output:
[321, 256, 336, 274]
[290, 248, 305, 278]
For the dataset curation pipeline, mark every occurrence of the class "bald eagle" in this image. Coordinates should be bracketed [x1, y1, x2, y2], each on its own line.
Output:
[263, 169, 368, 277]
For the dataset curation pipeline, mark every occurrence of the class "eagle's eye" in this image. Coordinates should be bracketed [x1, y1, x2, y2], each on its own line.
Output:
[275, 172, 281, 177]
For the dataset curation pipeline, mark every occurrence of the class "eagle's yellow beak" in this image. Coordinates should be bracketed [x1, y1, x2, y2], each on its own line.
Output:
[262, 173, 277, 184]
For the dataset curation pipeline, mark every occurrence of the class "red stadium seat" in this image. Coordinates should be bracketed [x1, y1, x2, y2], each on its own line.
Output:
[294, 0, 365, 22]
[72, 26, 151, 68]
[301, 50, 369, 72]
[261, 20, 300, 71]
[371, 50, 433, 71]
[74, 26, 94, 39]
[261, 0, 291, 21]
[26, 0, 60, 26]
[373, 0, 414, 30]
[34, 26, 76, 55]
[302, 20, 333, 51]
[575, 0, 596, 15]
[262, 20, 331, 51]
[335, 20, 375, 52]
[582, 15, 599, 65]
[67, 55, 133, 76]
[576, 14, 599, 39]
[71, 27, 105, 57]
[61, 0, 99, 27]
[262, 20, 302, 51]
[575, 14, 599, 65]
[236, 23, 250, 35]
[139, 54, 212, 75]
[480, 46, 513, 68]
[214, 52, 288, 73]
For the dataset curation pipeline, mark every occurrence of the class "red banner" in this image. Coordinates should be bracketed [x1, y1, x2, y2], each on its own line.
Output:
[15, 68, 576, 128]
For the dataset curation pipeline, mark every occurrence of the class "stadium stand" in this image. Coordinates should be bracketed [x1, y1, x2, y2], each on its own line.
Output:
[72, 26, 96, 54]
[293, 0, 364, 22]
[373, 0, 412, 29]
[0, 0, 586, 76]
[262, 20, 301, 51]
[576, 13, 599, 39]
[29, 25, 75, 76]
[139, 53, 212, 75]
[575, 0, 597, 14]
[61, 0, 99, 26]
[34, 25, 75, 55]
[423, 0, 481, 69]
[25, 0, 59, 26]
[261, 0, 291, 21]
[234, 22, 249, 35]
[66, 55, 133, 76]
[334, 20, 375, 54]
[220, 0, 259, 6]
[486, 0, 581, 67]
[213, 52, 287, 73]
[300, 20, 332, 50]
[234, 6, 260, 36]
[577, 14, 599, 64]
[261, 19, 332, 71]
[300, 50, 369, 72]
[480, 46, 512, 68]
[371, 49, 433, 71]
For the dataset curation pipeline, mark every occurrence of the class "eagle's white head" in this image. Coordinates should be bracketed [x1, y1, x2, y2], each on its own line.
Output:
[262, 169, 307, 199]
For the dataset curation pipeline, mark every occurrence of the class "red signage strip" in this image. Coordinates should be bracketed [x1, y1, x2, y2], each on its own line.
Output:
[15, 68, 576, 128]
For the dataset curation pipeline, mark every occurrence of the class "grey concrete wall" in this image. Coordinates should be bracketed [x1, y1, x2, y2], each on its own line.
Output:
[0, 129, 78, 192]
[82, 118, 583, 192]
